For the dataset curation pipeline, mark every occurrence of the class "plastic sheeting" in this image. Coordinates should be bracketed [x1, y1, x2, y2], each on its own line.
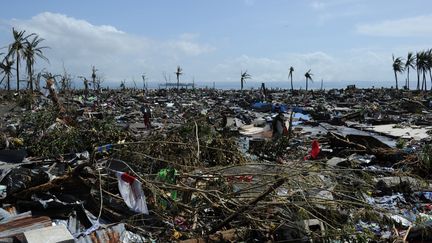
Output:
[115, 172, 149, 214]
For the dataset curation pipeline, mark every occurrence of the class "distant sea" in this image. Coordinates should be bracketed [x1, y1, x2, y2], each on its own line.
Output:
[8, 80, 396, 90]
[193, 80, 397, 90]
[101, 80, 399, 90]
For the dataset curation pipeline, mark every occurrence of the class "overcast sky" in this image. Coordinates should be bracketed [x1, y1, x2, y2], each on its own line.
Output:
[1, 0, 431, 89]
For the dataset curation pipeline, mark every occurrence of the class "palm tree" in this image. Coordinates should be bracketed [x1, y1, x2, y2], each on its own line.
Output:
[0, 58, 14, 91]
[288, 66, 294, 92]
[304, 69, 313, 91]
[120, 80, 126, 90]
[142, 73, 147, 91]
[415, 51, 428, 91]
[175, 66, 183, 90]
[240, 70, 251, 90]
[23, 35, 49, 92]
[422, 51, 429, 91]
[392, 55, 404, 90]
[416, 51, 423, 90]
[7, 28, 34, 92]
[405, 52, 415, 90]
[91, 66, 98, 91]
[427, 49, 432, 91]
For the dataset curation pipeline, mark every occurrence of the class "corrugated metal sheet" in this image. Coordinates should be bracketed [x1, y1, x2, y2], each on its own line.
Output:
[3, 205, 17, 215]
[0, 215, 52, 238]
[76, 223, 126, 243]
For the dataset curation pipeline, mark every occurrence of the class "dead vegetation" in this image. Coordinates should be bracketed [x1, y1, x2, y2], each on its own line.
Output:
[0, 87, 431, 242]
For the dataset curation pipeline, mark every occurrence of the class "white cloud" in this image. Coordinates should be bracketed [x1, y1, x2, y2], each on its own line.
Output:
[2, 12, 214, 84]
[167, 33, 215, 56]
[309, 0, 365, 25]
[357, 15, 432, 37]
[0, 12, 407, 88]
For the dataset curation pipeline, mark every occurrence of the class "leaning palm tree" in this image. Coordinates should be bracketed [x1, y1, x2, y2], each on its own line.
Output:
[304, 69, 313, 91]
[288, 66, 294, 92]
[404, 52, 415, 90]
[392, 55, 404, 90]
[23, 35, 49, 92]
[175, 66, 183, 90]
[240, 70, 251, 90]
[0, 58, 14, 91]
[7, 28, 34, 92]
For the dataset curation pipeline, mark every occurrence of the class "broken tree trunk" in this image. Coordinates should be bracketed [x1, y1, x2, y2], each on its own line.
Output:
[45, 78, 65, 113]
[327, 131, 367, 151]
[209, 177, 287, 234]
[11, 162, 89, 199]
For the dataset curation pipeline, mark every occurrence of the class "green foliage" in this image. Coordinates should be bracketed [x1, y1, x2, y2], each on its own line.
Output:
[21, 108, 128, 157]
[23, 105, 58, 131]
[16, 92, 33, 108]
[396, 138, 406, 149]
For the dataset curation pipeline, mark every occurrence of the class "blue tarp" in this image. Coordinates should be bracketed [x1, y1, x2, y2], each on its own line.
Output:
[251, 102, 272, 112]
[272, 104, 287, 113]
[292, 107, 308, 114]
[251, 102, 288, 113]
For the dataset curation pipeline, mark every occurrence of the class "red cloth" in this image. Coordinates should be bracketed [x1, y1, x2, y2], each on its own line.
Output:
[121, 172, 136, 184]
[310, 140, 320, 159]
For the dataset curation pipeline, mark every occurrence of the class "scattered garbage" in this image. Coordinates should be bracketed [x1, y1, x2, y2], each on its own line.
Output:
[0, 87, 431, 242]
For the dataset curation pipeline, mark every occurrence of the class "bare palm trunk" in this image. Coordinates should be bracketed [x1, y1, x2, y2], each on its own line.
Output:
[16, 53, 19, 92]
[417, 70, 420, 90]
[305, 78, 308, 91]
[407, 68, 410, 90]
[429, 70, 432, 91]
[28, 65, 33, 92]
[394, 71, 398, 90]
[8, 74, 10, 91]
[290, 75, 293, 92]
[177, 76, 179, 91]
[241, 80, 243, 90]
[423, 72, 427, 91]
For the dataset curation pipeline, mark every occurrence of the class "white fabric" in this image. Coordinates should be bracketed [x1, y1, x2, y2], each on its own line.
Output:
[115, 172, 149, 214]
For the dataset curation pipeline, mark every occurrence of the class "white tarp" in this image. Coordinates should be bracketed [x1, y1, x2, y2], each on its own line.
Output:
[115, 172, 149, 214]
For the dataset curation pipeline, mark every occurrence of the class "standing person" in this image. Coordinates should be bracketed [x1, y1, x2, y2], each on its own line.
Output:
[272, 112, 286, 139]
[141, 105, 152, 129]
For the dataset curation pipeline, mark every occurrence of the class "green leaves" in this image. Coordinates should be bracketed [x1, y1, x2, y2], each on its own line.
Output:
[6, 27, 48, 91]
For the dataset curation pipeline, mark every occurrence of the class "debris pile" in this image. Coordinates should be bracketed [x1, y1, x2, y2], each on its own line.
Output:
[0, 87, 431, 242]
